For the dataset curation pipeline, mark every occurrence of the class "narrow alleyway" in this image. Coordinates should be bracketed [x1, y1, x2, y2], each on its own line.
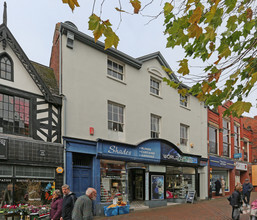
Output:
[97, 192, 257, 220]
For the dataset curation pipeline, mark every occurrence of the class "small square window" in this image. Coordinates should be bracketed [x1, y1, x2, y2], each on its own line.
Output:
[107, 59, 124, 81]
[180, 94, 188, 107]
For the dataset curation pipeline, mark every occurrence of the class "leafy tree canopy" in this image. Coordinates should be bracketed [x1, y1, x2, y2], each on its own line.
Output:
[63, 0, 257, 117]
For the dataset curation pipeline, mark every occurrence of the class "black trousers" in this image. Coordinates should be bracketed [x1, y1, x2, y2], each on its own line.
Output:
[215, 188, 220, 196]
[243, 192, 251, 205]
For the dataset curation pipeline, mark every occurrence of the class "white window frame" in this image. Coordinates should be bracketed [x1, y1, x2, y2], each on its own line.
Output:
[150, 77, 161, 96]
[209, 124, 218, 155]
[108, 101, 124, 132]
[180, 94, 189, 108]
[180, 124, 189, 146]
[151, 114, 161, 138]
[107, 58, 124, 82]
[234, 123, 240, 155]
[222, 118, 231, 157]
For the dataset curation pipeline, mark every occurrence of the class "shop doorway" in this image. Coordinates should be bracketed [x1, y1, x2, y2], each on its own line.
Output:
[72, 153, 92, 197]
[128, 169, 145, 201]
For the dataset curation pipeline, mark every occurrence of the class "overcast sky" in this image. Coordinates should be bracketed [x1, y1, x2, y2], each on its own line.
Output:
[2, 0, 257, 117]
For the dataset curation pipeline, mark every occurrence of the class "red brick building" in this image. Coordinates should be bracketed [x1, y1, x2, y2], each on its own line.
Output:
[208, 101, 253, 196]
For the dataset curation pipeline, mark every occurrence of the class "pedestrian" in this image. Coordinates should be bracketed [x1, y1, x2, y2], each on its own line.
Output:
[215, 179, 221, 196]
[221, 177, 226, 196]
[50, 189, 63, 220]
[228, 184, 243, 220]
[72, 187, 97, 220]
[60, 184, 77, 220]
[242, 178, 253, 208]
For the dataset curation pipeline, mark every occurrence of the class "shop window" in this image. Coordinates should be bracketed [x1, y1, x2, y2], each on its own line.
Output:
[107, 59, 124, 81]
[180, 124, 189, 146]
[151, 114, 160, 138]
[211, 170, 228, 192]
[234, 124, 240, 155]
[0, 180, 13, 205]
[100, 160, 127, 203]
[166, 166, 195, 199]
[209, 126, 218, 154]
[0, 93, 30, 136]
[0, 54, 13, 81]
[223, 119, 230, 157]
[108, 101, 124, 132]
[14, 180, 54, 205]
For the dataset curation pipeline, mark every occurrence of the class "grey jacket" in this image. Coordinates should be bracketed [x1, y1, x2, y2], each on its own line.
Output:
[72, 195, 93, 220]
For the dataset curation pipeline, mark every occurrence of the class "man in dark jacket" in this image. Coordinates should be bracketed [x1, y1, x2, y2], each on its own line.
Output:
[242, 178, 253, 208]
[215, 179, 221, 196]
[60, 184, 77, 220]
[229, 184, 243, 220]
[72, 188, 97, 220]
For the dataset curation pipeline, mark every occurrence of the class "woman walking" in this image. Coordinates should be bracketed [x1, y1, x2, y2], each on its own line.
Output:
[50, 189, 63, 220]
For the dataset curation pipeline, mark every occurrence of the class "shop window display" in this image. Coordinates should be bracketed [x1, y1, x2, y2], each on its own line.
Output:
[100, 160, 127, 203]
[211, 170, 228, 192]
[166, 167, 195, 199]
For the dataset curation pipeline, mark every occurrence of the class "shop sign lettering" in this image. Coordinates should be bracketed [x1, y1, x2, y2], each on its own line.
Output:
[162, 154, 198, 164]
[138, 146, 156, 158]
[108, 145, 132, 156]
[0, 179, 11, 182]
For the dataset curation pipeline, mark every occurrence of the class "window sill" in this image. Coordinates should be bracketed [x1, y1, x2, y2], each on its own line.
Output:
[180, 105, 191, 111]
[107, 75, 127, 85]
[150, 93, 163, 99]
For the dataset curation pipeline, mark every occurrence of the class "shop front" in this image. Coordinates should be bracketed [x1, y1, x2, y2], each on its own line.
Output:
[209, 155, 235, 195]
[235, 161, 248, 184]
[64, 137, 207, 215]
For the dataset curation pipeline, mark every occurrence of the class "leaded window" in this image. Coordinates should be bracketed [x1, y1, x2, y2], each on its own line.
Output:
[0, 55, 13, 81]
[0, 93, 30, 136]
[180, 94, 188, 107]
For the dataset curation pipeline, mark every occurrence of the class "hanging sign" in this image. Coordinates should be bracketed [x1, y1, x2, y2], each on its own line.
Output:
[56, 167, 64, 173]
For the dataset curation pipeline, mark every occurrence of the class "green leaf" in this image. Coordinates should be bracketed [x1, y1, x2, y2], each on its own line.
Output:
[226, 15, 237, 31]
[88, 14, 101, 31]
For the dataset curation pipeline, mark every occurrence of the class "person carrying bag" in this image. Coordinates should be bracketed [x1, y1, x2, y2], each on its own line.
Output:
[228, 184, 243, 220]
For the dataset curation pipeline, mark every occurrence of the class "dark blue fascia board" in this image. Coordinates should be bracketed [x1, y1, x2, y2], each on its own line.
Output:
[60, 23, 142, 70]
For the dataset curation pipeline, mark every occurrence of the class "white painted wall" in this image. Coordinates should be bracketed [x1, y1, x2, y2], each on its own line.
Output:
[0, 45, 42, 95]
[61, 34, 208, 199]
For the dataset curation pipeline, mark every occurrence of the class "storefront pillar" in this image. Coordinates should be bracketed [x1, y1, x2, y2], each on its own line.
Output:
[92, 157, 101, 203]
[66, 151, 73, 189]
[195, 167, 199, 197]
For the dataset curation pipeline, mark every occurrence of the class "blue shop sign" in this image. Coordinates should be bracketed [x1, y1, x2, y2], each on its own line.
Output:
[161, 142, 198, 164]
[234, 153, 242, 159]
[97, 139, 161, 163]
[209, 156, 234, 169]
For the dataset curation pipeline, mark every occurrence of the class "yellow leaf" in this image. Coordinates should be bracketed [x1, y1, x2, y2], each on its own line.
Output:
[205, 26, 216, 41]
[249, 72, 257, 86]
[62, 0, 80, 11]
[177, 59, 189, 76]
[88, 14, 101, 31]
[130, 0, 141, 14]
[104, 27, 120, 49]
[188, 23, 202, 39]
[220, 46, 231, 58]
[202, 82, 212, 94]
[115, 7, 126, 13]
[229, 101, 252, 116]
[93, 23, 105, 42]
[188, 6, 202, 24]
[178, 88, 188, 96]
[164, 3, 174, 16]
